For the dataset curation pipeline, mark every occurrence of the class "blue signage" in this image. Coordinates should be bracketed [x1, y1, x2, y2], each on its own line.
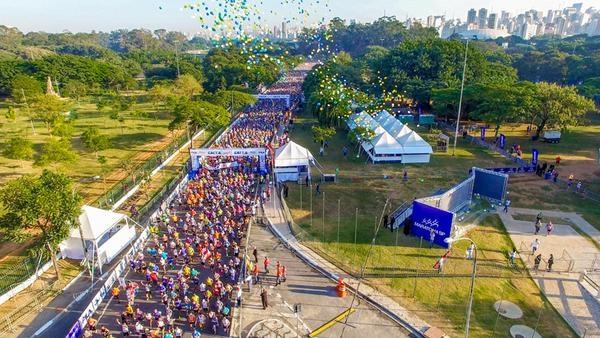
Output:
[411, 201, 454, 248]
[499, 134, 506, 149]
[532, 149, 539, 166]
[480, 127, 486, 141]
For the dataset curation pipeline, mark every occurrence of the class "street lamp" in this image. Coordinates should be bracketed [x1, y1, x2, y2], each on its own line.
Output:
[445, 236, 477, 338]
[452, 38, 470, 156]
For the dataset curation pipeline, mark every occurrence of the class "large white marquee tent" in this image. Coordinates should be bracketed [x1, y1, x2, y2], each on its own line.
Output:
[274, 141, 315, 182]
[60, 205, 137, 273]
[348, 110, 433, 163]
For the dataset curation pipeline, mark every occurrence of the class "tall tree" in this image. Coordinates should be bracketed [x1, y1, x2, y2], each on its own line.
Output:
[173, 74, 203, 99]
[311, 125, 337, 147]
[81, 127, 110, 157]
[11, 74, 42, 103]
[32, 94, 73, 132]
[531, 82, 595, 138]
[36, 138, 78, 166]
[0, 170, 82, 278]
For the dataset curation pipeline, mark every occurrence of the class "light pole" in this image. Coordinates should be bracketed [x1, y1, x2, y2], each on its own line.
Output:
[445, 236, 477, 338]
[452, 38, 469, 156]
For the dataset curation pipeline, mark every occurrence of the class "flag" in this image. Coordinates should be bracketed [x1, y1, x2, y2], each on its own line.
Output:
[433, 250, 451, 270]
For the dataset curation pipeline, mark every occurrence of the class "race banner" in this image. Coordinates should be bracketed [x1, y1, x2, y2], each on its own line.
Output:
[190, 148, 267, 170]
[532, 149, 539, 166]
[410, 201, 454, 248]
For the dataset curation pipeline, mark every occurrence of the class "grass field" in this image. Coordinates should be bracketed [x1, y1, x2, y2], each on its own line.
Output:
[0, 96, 179, 202]
[280, 114, 578, 337]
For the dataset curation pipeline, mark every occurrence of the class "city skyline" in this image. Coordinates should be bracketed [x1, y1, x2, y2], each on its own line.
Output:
[0, 0, 596, 35]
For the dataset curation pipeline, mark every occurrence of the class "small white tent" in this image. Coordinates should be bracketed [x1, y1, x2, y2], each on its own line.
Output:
[397, 131, 433, 163]
[274, 141, 314, 182]
[60, 205, 136, 273]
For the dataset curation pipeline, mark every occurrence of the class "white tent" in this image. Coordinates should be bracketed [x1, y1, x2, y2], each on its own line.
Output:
[60, 205, 136, 273]
[365, 131, 405, 162]
[274, 141, 314, 182]
[397, 130, 433, 163]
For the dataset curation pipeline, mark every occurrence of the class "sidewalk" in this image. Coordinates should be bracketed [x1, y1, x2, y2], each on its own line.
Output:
[498, 207, 600, 336]
[262, 195, 435, 337]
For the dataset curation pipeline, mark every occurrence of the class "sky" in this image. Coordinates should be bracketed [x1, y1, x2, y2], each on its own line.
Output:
[0, 0, 595, 34]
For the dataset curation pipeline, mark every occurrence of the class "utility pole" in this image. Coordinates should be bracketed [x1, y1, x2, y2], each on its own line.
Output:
[452, 38, 469, 156]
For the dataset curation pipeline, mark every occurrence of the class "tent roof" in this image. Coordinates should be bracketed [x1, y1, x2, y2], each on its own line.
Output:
[275, 141, 314, 167]
[398, 131, 433, 154]
[74, 205, 126, 240]
[370, 131, 404, 154]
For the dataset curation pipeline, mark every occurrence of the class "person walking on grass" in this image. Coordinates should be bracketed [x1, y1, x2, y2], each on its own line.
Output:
[342, 146, 348, 159]
[546, 221, 554, 236]
[509, 249, 517, 267]
[503, 199, 511, 213]
[531, 238, 540, 255]
[315, 183, 321, 195]
[466, 243, 475, 260]
[429, 229, 436, 248]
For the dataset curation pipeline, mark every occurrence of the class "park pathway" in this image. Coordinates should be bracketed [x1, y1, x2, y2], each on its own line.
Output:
[498, 207, 600, 337]
[260, 193, 439, 337]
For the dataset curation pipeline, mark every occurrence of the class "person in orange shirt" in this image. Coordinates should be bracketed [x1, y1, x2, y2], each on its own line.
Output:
[112, 286, 121, 303]
[263, 256, 270, 274]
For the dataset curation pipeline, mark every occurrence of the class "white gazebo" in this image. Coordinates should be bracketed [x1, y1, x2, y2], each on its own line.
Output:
[60, 205, 137, 273]
[274, 141, 315, 182]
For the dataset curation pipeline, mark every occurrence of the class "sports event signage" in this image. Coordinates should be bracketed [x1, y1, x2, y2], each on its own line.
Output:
[499, 134, 506, 149]
[255, 94, 291, 107]
[532, 148, 539, 165]
[190, 148, 267, 170]
[411, 201, 453, 248]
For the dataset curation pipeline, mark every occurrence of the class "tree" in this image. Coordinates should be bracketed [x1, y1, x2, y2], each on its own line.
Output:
[3, 136, 34, 167]
[205, 90, 257, 113]
[169, 99, 230, 145]
[81, 127, 110, 156]
[148, 84, 173, 114]
[11, 74, 42, 103]
[0, 170, 82, 278]
[36, 138, 78, 166]
[174, 74, 203, 99]
[531, 82, 595, 138]
[4, 105, 16, 121]
[62, 80, 87, 101]
[32, 94, 73, 132]
[97, 155, 109, 189]
[470, 84, 522, 137]
[311, 125, 336, 146]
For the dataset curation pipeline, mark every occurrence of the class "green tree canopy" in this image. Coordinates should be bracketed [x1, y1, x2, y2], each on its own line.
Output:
[11, 74, 43, 103]
[36, 138, 78, 166]
[81, 127, 110, 156]
[2, 136, 34, 166]
[169, 99, 230, 133]
[32, 94, 73, 131]
[0, 170, 82, 277]
[311, 125, 337, 146]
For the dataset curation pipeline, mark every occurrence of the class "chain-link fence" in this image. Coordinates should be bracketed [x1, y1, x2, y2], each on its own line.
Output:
[273, 182, 583, 337]
[0, 253, 45, 297]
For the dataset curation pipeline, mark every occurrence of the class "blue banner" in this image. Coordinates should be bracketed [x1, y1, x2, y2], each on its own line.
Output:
[499, 134, 506, 149]
[480, 127, 486, 140]
[532, 149, 539, 166]
[411, 201, 453, 248]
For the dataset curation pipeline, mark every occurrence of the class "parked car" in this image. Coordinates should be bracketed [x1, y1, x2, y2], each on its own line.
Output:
[541, 130, 561, 143]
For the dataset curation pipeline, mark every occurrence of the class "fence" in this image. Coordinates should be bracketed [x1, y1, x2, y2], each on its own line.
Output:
[0, 254, 42, 297]
[93, 131, 191, 209]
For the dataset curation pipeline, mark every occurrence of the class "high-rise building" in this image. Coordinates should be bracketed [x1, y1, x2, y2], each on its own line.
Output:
[478, 8, 488, 28]
[488, 13, 498, 29]
[556, 16, 568, 35]
[426, 15, 435, 27]
[281, 22, 287, 39]
[500, 11, 510, 24]
[467, 8, 477, 25]
[521, 21, 537, 39]
[546, 9, 555, 23]
[572, 3, 583, 12]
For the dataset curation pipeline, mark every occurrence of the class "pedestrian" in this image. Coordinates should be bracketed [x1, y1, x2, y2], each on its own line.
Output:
[305, 175, 309, 187]
[283, 184, 289, 198]
[253, 247, 258, 263]
[531, 238, 540, 255]
[568, 174, 574, 188]
[437, 256, 445, 273]
[508, 249, 517, 267]
[546, 221, 553, 236]
[263, 256, 270, 274]
[403, 170, 408, 183]
[112, 285, 121, 304]
[260, 287, 268, 309]
[465, 243, 474, 260]
[429, 229, 436, 248]
[576, 181, 582, 193]
[252, 263, 260, 283]
[275, 265, 282, 286]
[503, 199, 511, 213]
[319, 145, 324, 156]
[315, 183, 320, 195]
[555, 155, 561, 165]
[547, 254, 554, 271]
[342, 146, 348, 159]
[236, 285, 242, 307]
[87, 317, 98, 333]
[553, 170, 559, 183]
[383, 214, 389, 229]
[534, 254, 542, 271]
[281, 265, 287, 282]
[534, 219, 541, 235]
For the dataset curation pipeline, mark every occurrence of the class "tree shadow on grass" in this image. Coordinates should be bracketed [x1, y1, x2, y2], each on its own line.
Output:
[110, 132, 164, 149]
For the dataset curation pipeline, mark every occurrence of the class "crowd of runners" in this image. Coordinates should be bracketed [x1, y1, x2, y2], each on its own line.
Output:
[84, 66, 310, 338]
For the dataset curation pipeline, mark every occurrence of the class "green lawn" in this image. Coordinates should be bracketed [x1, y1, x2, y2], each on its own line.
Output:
[281, 114, 577, 337]
[0, 96, 178, 202]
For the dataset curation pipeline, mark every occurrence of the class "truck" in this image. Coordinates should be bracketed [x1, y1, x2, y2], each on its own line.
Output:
[541, 130, 561, 143]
